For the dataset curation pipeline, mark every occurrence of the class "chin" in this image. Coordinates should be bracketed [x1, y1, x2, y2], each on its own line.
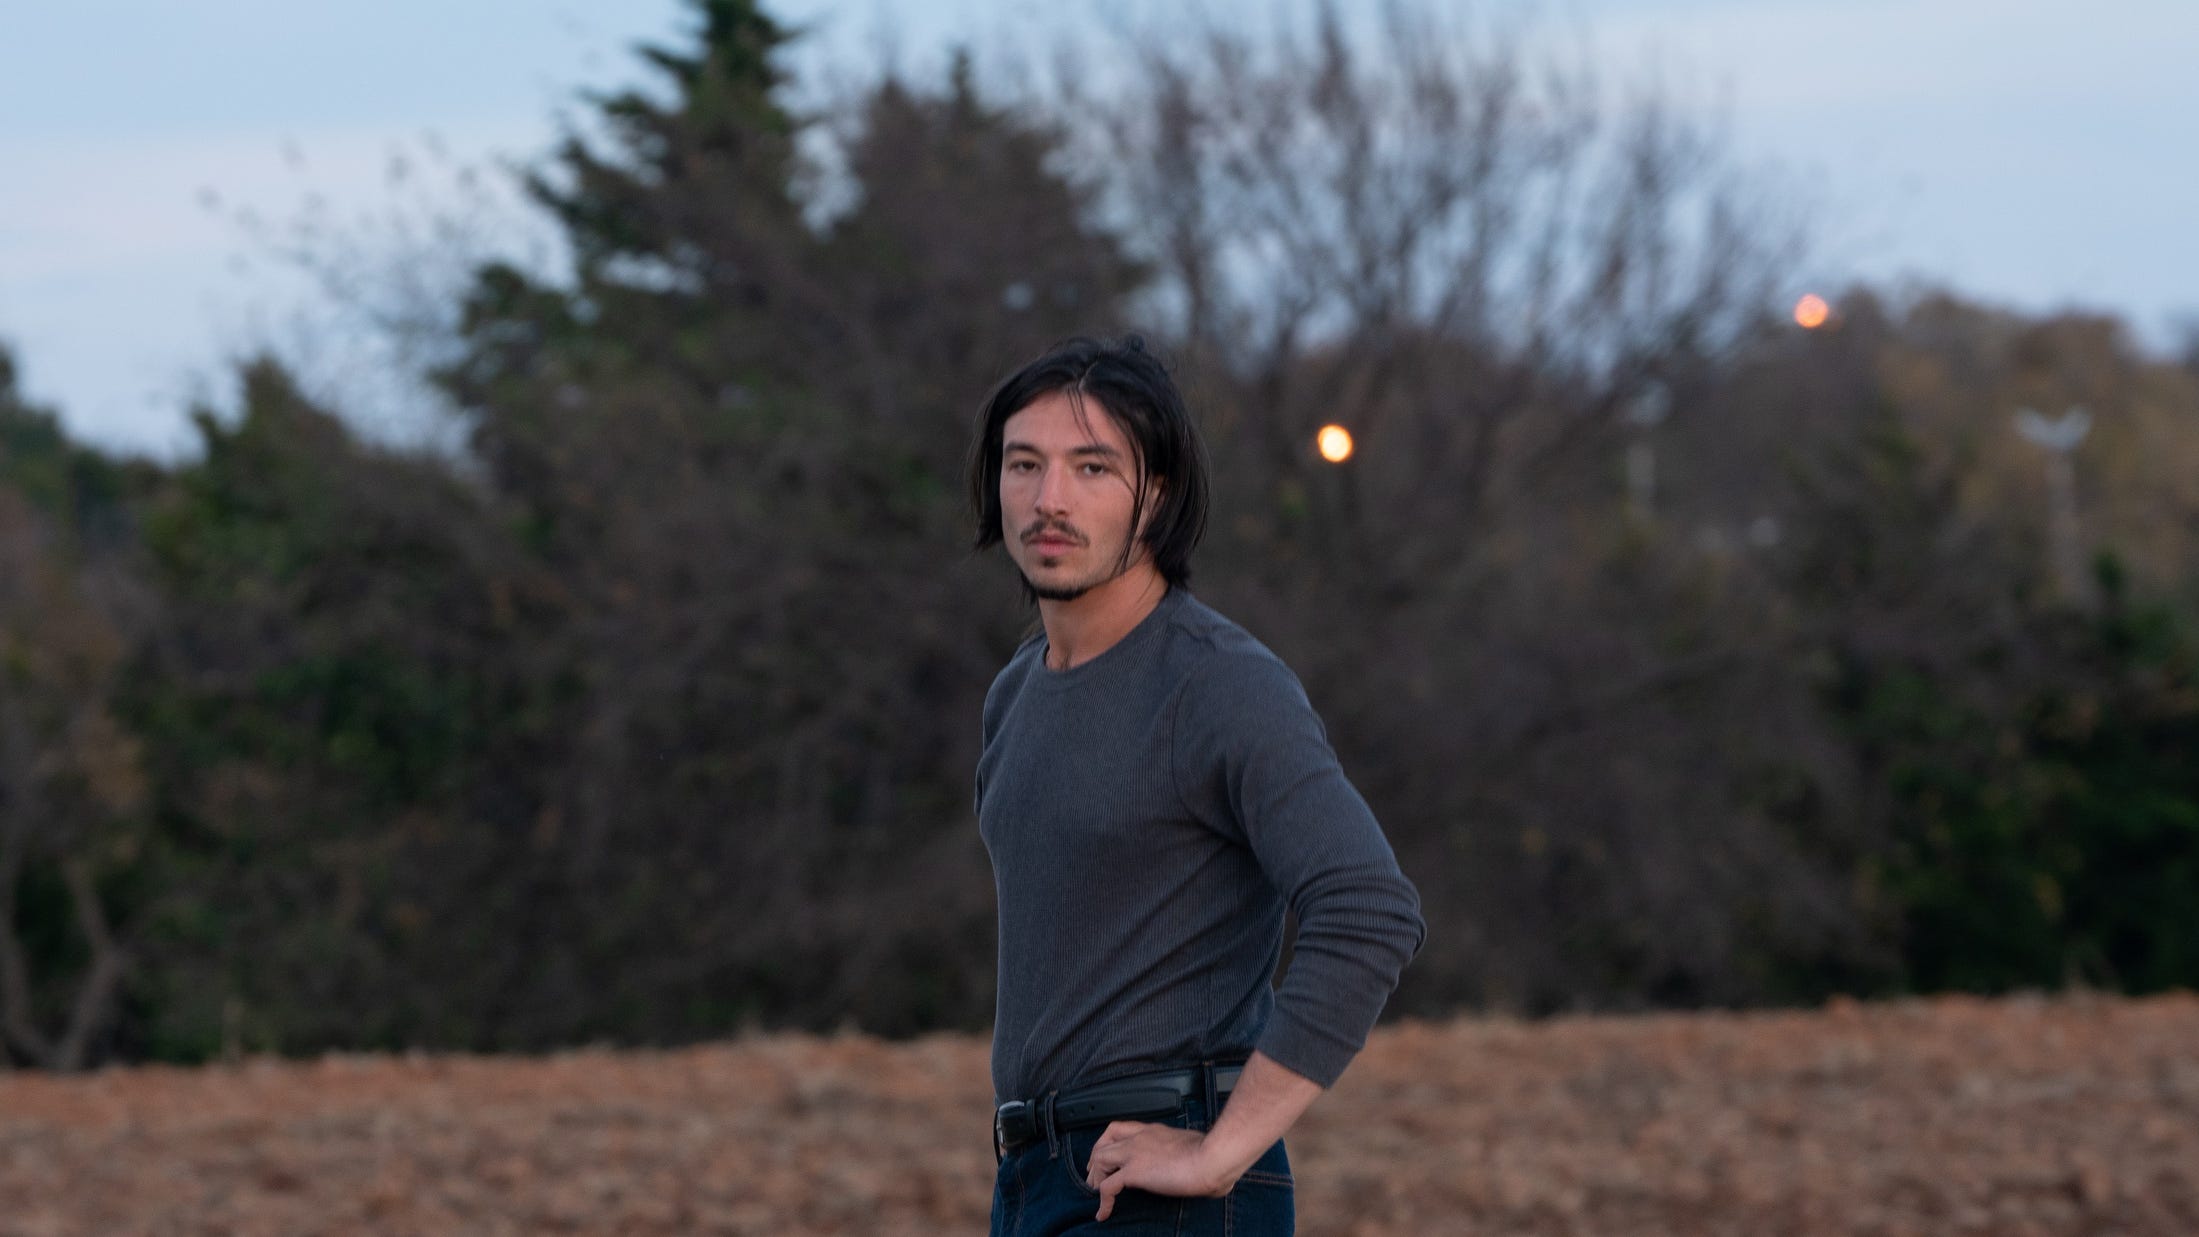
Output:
[1022, 569, 1095, 603]
[1013, 548, 1133, 603]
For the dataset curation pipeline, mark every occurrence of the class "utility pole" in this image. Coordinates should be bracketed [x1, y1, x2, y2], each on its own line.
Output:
[2015, 405, 2093, 607]
[1624, 385, 1671, 520]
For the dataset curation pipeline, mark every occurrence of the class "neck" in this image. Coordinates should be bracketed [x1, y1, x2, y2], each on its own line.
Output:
[1037, 563, 1169, 671]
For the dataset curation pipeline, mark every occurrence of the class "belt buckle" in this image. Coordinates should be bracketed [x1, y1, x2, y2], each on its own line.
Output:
[994, 1100, 1032, 1159]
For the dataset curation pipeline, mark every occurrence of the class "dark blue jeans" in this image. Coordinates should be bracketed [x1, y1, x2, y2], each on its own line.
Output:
[989, 1093, 1295, 1235]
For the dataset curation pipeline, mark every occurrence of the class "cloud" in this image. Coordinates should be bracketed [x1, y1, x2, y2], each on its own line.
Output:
[1579, 0, 2199, 113]
[0, 115, 547, 454]
[0, 117, 543, 283]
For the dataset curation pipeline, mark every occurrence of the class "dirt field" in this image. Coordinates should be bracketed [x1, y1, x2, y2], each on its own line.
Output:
[3, 992, 2195, 1235]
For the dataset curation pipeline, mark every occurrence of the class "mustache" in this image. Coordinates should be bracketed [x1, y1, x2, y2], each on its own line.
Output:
[1020, 521, 1086, 546]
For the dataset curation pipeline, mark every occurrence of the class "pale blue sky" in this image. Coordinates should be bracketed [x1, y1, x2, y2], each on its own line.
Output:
[3, 0, 2194, 456]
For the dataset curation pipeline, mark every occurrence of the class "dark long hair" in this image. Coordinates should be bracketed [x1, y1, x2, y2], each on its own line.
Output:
[967, 335, 1211, 589]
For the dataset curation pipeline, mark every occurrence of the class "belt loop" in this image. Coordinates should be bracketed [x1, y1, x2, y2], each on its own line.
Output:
[1199, 1059, 1219, 1126]
[1040, 1091, 1061, 1160]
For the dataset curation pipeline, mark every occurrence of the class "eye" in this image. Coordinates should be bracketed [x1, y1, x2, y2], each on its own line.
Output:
[1079, 461, 1111, 477]
[1005, 458, 1037, 473]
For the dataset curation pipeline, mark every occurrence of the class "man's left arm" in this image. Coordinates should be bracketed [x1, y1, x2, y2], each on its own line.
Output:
[1085, 651, 1425, 1220]
[1201, 650, 1426, 1092]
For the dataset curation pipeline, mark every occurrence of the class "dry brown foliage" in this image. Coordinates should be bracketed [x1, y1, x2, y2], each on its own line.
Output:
[3, 992, 2194, 1235]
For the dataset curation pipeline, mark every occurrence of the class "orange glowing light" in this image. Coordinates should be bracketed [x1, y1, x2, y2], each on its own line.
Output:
[1316, 424, 1355, 463]
[1794, 293, 1831, 330]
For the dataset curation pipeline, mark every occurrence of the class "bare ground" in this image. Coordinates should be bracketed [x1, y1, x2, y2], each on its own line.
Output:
[3, 992, 2195, 1235]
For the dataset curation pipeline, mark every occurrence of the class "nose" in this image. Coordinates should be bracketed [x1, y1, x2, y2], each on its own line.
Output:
[1031, 461, 1070, 516]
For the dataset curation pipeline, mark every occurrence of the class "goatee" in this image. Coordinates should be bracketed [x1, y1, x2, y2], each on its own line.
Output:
[1025, 573, 1095, 603]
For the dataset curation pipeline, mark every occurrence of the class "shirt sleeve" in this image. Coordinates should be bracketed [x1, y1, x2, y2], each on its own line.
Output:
[1172, 648, 1426, 1088]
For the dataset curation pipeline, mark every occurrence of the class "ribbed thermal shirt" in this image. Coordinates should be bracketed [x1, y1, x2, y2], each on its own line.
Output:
[977, 587, 1425, 1103]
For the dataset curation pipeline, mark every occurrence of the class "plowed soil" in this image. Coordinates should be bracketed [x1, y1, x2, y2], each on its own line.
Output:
[3, 992, 2195, 1235]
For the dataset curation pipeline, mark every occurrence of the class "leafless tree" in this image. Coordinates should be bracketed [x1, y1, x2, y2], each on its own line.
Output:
[1020, 2, 1838, 1010]
[0, 490, 150, 1069]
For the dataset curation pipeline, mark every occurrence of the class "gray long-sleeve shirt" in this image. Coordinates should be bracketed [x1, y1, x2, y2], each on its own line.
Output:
[977, 587, 1425, 1102]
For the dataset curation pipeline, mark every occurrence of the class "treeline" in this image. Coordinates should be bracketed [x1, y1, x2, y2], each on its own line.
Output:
[5, 0, 2198, 1069]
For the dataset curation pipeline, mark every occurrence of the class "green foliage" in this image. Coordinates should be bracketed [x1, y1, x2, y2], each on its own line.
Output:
[1854, 574, 2199, 994]
[1791, 399, 2199, 996]
[97, 356, 532, 1062]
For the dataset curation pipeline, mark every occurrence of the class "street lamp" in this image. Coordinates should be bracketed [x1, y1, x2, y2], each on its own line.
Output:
[2014, 405, 2093, 605]
[1316, 424, 1354, 463]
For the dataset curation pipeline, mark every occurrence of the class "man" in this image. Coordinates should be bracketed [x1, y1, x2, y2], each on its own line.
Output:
[970, 335, 1425, 1235]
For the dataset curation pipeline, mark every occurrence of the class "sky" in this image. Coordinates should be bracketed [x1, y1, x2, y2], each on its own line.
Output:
[3, 0, 2194, 458]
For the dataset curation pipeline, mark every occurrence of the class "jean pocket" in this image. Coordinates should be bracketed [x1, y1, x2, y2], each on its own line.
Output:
[1059, 1110, 1193, 1199]
[1226, 1141, 1295, 1234]
[1063, 1125, 1103, 1199]
[1235, 1138, 1294, 1191]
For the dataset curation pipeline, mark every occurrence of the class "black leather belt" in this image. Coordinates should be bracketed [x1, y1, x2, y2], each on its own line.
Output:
[994, 1061, 1244, 1160]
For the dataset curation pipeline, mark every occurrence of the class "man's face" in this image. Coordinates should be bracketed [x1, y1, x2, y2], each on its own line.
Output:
[999, 389, 1157, 602]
